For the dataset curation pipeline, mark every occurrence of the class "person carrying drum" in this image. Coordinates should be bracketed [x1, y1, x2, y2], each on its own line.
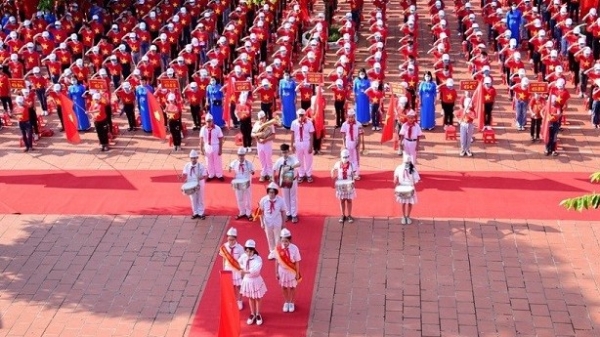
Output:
[331, 149, 356, 224]
[290, 109, 315, 183]
[228, 147, 255, 220]
[259, 182, 287, 260]
[199, 113, 225, 181]
[273, 143, 301, 224]
[340, 110, 363, 180]
[182, 149, 208, 219]
[393, 154, 421, 225]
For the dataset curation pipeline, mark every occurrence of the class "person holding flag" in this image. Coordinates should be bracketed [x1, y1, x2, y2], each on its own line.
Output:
[456, 97, 476, 157]
[275, 228, 302, 313]
[68, 78, 90, 131]
[89, 93, 110, 152]
[218, 227, 245, 310]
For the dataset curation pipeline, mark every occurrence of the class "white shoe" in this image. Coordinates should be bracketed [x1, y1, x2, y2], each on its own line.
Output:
[237, 300, 243, 310]
[401, 217, 407, 225]
[246, 147, 252, 153]
[42, 110, 48, 116]
[406, 218, 413, 225]
[288, 303, 295, 312]
[268, 252, 275, 260]
[255, 314, 263, 326]
[372, 127, 376, 131]
[459, 151, 466, 157]
[283, 302, 289, 312]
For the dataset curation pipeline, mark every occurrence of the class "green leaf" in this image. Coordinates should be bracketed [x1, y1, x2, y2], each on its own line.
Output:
[591, 172, 600, 183]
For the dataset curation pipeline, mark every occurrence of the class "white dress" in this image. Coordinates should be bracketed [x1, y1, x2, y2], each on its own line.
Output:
[393, 165, 420, 204]
[219, 242, 244, 286]
[238, 253, 267, 299]
[277, 243, 302, 288]
[333, 161, 356, 200]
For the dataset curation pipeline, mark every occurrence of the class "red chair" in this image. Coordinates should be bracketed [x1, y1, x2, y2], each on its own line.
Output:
[482, 129, 496, 144]
[445, 125, 457, 140]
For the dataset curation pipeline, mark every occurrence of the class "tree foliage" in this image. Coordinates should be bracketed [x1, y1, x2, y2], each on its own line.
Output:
[560, 172, 600, 211]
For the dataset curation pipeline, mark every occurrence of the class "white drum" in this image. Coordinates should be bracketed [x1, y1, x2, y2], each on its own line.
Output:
[181, 181, 199, 195]
[394, 185, 415, 199]
[231, 178, 250, 190]
[335, 179, 355, 193]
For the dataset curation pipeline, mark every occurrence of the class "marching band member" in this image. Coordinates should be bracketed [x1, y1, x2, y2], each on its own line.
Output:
[239, 239, 267, 326]
[275, 228, 302, 313]
[331, 149, 356, 223]
[456, 98, 475, 157]
[90, 93, 109, 152]
[229, 147, 255, 220]
[165, 93, 183, 151]
[393, 154, 421, 225]
[399, 110, 423, 164]
[259, 182, 287, 260]
[273, 144, 301, 224]
[290, 109, 315, 183]
[15, 96, 34, 152]
[251, 111, 276, 182]
[182, 150, 207, 219]
[340, 110, 362, 180]
[199, 113, 225, 181]
[218, 227, 245, 310]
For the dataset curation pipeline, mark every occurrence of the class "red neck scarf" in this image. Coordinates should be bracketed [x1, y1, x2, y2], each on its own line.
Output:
[299, 120, 304, 141]
[342, 162, 350, 179]
[348, 121, 355, 141]
[407, 122, 414, 139]
[239, 161, 244, 173]
[230, 246, 235, 254]
[190, 165, 196, 175]
[269, 199, 276, 212]
[207, 127, 213, 143]
[246, 258, 251, 270]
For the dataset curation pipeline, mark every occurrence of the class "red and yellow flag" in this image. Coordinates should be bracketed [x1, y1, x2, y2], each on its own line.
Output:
[381, 94, 397, 143]
[216, 271, 241, 337]
[471, 82, 486, 131]
[147, 91, 167, 139]
[314, 86, 326, 139]
[58, 93, 81, 144]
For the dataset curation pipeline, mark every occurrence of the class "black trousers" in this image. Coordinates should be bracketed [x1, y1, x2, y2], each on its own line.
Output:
[442, 102, 455, 125]
[105, 104, 113, 130]
[313, 135, 322, 152]
[334, 100, 345, 127]
[19, 121, 33, 148]
[261, 102, 273, 120]
[240, 118, 253, 147]
[169, 119, 182, 146]
[122, 63, 132, 80]
[530, 117, 542, 138]
[0, 96, 13, 112]
[230, 102, 239, 126]
[35, 89, 48, 112]
[95, 120, 109, 145]
[546, 122, 560, 153]
[56, 106, 64, 130]
[484, 102, 494, 126]
[29, 107, 39, 135]
[190, 105, 201, 127]
[123, 103, 136, 129]
[301, 100, 311, 110]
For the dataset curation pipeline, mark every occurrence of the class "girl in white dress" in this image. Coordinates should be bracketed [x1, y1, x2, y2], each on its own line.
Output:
[218, 227, 245, 310]
[393, 154, 420, 225]
[259, 182, 287, 260]
[274, 228, 302, 313]
[330, 149, 356, 223]
[238, 239, 267, 326]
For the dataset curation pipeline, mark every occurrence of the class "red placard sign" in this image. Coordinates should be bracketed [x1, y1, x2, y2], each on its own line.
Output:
[88, 79, 108, 91]
[390, 83, 406, 95]
[9, 78, 26, 90]
[460, 80, 479, 91]
[306, 72, 324, 84]
[159, 78, 180, 90]
[234, 80, 252, 92]
[528, 81, 548, 93]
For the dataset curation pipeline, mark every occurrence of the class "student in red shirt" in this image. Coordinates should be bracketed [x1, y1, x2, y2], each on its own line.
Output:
[365, 81, 384, 131]
[90, 93, 110, 151]
[0, 71, 12, 116]
[15, 96, 34, 152]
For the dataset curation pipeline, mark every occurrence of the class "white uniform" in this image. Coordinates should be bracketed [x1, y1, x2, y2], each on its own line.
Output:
[394, 165, 420, 204]
[333, 160, 357, 200]
[259, 195, 286, 253]
[273, 156, 300, 217]
[228, 159, 254, 216]
[199, 125, 224, 178]
[277, 243, 302, 288]
[219, 242, 244, 286]
[340, 121, 363, 175]
[183, 162, 208, 215]
[252, 121, 275, 177]
[238, 254, 267, 299]
[399, 122, 423, 163]
[290, 118, 315, 178]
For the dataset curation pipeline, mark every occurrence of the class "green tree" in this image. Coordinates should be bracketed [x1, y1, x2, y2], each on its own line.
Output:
[560, 172, 600, 211]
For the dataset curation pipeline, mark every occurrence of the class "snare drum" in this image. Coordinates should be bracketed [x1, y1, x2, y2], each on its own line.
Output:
[280, 169, 295, 188]
[181, 181, 199, 195]
[394, 185, 415, 199]
[335, 179, 355, 193]
[231, 178, 250, 190]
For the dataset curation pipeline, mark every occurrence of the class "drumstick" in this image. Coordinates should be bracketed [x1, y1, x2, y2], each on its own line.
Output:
[174, 164, 182, 181]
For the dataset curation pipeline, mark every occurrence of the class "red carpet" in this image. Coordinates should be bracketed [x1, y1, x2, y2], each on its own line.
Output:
[0, 170, 597, 220]
[188, 216, 324, 337]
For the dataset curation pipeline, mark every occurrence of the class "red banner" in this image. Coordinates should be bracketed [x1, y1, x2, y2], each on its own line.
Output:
[216, 271, 241, 337]
[471, 82, 486, 131]
[9, 79, 26, 90]
[88, 79, 108, 91]
[159, 78, 179, 90]
[381, 94, 397, 144]
[58, 93, 81, 144]
[306, 72, 324, 84]
[460, 80, 479, 91]
[146, 91, 167, 139]
[314, 86, 325, 138]
[529, 81, 549, 93]
[233, 80, 252, 92]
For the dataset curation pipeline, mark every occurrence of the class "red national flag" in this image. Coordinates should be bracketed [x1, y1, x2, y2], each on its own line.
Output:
[541, 95, 551, 144]
[147, 91, 167, 139]
[58, 93, 81, 144]
[223, 78, 233, 127]
[471, 82, 486, 131]
[381, 94, 397, 144]
[216, 271, 241, 337]
[314, 86, 326, 139]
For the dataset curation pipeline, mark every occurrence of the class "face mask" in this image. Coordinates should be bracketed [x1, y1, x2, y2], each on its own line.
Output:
[210, 80, 216, 85]
[425, 76, 431, 81]
[359, 74, 365, 78]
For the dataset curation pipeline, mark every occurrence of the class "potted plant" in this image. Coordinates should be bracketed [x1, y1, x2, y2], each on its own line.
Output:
[37, 0, 54, 11]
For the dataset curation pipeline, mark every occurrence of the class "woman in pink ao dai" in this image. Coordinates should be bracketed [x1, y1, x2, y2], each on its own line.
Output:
[238, 239, 267, 326]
